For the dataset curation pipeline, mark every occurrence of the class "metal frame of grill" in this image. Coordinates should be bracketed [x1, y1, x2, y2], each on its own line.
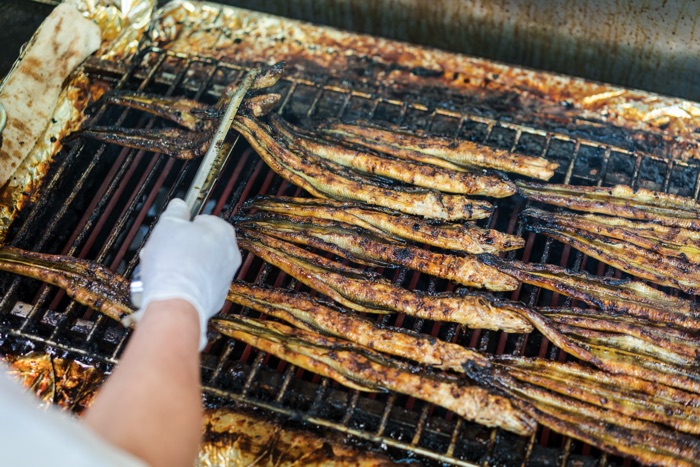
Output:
[1, 40, 699, 466]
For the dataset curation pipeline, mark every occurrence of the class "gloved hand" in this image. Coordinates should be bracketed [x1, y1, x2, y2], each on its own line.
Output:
[124, 199, 241, 350]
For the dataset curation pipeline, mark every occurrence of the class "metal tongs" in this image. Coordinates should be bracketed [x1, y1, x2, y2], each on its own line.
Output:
[129, 69, 259, 308]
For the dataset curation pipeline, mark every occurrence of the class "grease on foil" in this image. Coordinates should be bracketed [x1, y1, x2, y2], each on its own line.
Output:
[147, 2, 700, 146]
[0, 0, 155, 243]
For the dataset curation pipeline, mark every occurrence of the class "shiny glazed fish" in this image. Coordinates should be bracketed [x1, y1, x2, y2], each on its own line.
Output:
[232, 114, 494, 221]
[269, 115, 517, 197]
[1, 248, 699, 464]
[518, 181, 700, 229]
[524, 207, 700, 293]
[226, 281, 700, 434]
[237, 215, 519, 291]
[237, 231, 532, 332]
[245, 196, 525, 254]
[321, 121, 559, 180]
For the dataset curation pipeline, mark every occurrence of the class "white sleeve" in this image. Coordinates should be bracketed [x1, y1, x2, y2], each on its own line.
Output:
[0, 366, 147, 467]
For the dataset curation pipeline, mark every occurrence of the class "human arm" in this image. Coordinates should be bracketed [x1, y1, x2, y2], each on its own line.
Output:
[83, 299, 202, 467]
[83, 199, 241, 467]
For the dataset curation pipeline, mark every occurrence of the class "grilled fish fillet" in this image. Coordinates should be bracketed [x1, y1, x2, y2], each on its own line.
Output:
[245, 196, 525, 254]
[238, 216, 519, 291]
[212, 316, 536, 436]
[321, 121, 558, 180]
[238, 231, 532, 332]
[518, 182, 700, 229]
[226, 281, 700, 434]
[269, 115, 516, 197]
[232, 115, 493, 220]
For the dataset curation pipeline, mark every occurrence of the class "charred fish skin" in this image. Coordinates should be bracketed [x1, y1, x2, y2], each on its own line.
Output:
[226, 281, 700, 436]
[226, 281, 491, 371]
[2, 248, 700, 464]
[321, 120, 559, 180]
[244, 195, 525, 254]
[237, 215, 519, 291]
[0, 246, 134, 322]
[101, 91, 217, 132]
[269, 115, 517, 197]
[523, 207, 700, 293]
[237, 230, 533, 332]
[232, 114, 494, 221]
[66, 126, 211, 160]
[518, 181, 700, 230]
[212, 316, 537, 436]
[527, 220, 700, 294]
[522, 207, 700, 263]
[481, 254, 700, 329]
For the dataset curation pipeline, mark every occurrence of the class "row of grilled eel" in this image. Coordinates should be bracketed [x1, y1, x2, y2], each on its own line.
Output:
[236, 198, 700, 395]
[519, 182, 700, 294]
[0, 246, 699, 465]
[31, 73, 699, 464]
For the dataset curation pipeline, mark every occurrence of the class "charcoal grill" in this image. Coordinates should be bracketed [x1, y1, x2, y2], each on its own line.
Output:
[1, 3, 700, 466]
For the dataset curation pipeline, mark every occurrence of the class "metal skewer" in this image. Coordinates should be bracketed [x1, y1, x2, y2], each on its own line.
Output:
[129, 69, 259, 309]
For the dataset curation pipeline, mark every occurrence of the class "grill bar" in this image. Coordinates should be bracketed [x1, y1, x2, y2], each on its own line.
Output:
[1, 41, 698, 466]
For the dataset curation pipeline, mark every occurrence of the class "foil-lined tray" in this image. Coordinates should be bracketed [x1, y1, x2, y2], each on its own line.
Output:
[2, 0, 699, 241]
[0, 0, 154, 242]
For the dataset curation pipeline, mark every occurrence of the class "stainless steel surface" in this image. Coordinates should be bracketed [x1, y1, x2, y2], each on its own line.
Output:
[218, 0, 700, 101]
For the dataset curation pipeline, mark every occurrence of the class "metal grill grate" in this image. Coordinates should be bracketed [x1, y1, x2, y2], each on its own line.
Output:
[1, 45, 699, 466]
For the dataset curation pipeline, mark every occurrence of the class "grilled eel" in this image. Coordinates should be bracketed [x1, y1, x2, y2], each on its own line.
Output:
[224, 282, 700, 435]
[77, 91, 495, 221]
[245, 196, 525, 254]
[518, 181, 700, 230]
[237, 229, 700, 391]
[0, 247, 133, 322]
[212, 315, 535, 435]
[2, 251, 699, 464]
[5, 354, 396, 466]
[99, 65, 286, 132]
[482, 255, 700, 330]
[526, 219, 700, 294]
[238, 230, 531, 332]
[237, 216, 519, 291]
[66, 93, 281, 159]
[212, 316, 700, 466]
[523, 207, 700, 263]
[232, 114, 493, 221]
[482, 256, 700, 392]
[0, 248, 531, 434]
[522, 208, 700, 294]
[67, 126, 213, 160]
[269, 115, 516, 197]
[66, 62, 285, 158]
[320, 121, 559, 181]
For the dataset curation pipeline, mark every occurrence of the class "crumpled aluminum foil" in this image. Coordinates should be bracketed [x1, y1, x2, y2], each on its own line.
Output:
[0, 0, 156, 242]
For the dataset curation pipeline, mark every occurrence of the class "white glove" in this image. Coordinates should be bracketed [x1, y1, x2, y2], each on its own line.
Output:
[124, 199, 241, 350]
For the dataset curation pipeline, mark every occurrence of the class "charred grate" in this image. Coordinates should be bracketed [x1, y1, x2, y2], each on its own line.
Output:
[1, 45, 699, 466]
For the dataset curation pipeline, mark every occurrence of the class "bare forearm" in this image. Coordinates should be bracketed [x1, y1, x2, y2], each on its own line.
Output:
[83, 300, 202, 467]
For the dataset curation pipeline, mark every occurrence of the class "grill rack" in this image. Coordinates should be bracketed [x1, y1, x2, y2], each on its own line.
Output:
[1, 44, 699, 466]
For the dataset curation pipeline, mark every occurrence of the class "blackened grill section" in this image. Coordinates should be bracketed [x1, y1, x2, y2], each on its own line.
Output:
[1, 45, 698, 466]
